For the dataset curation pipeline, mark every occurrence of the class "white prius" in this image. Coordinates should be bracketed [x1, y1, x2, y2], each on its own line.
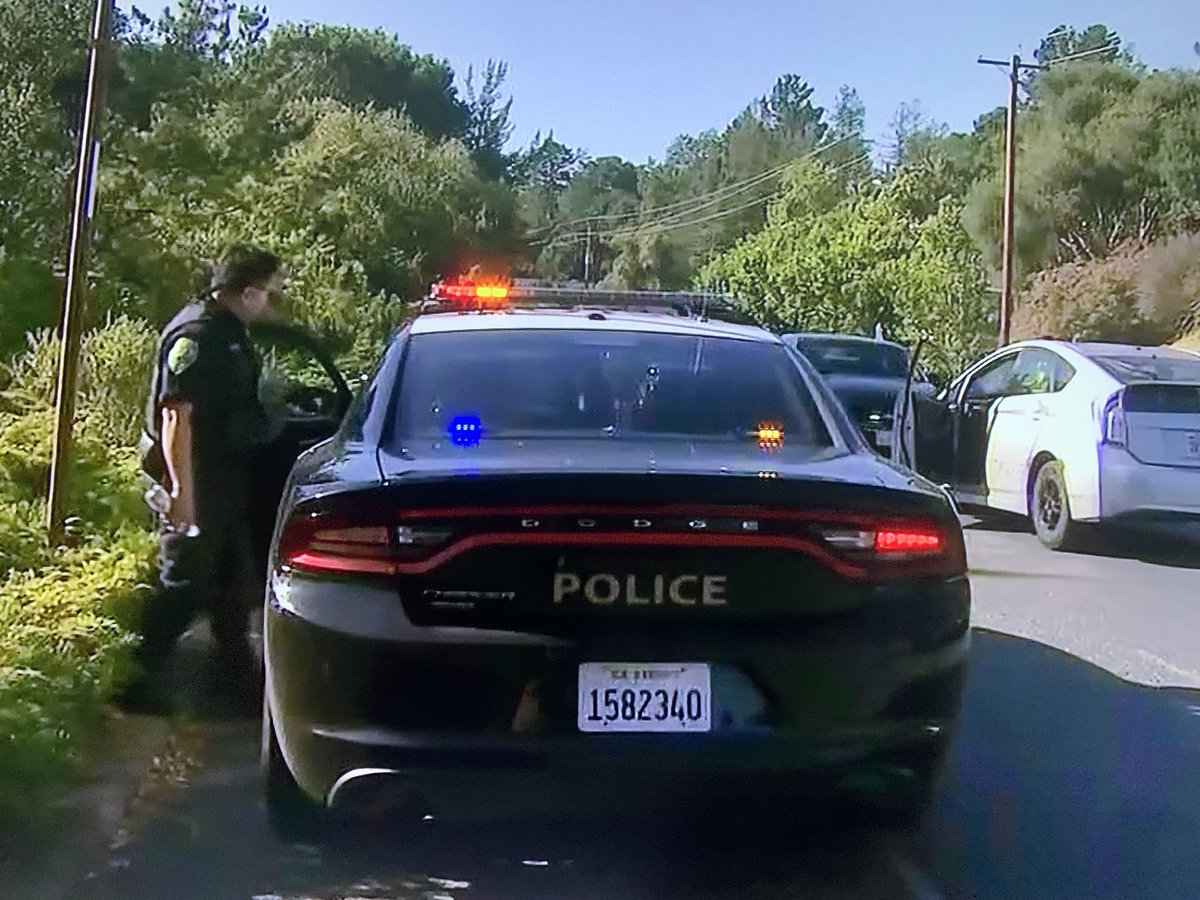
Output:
[897, 340, 1200, 549]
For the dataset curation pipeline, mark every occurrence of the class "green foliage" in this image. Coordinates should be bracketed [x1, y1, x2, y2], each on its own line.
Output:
[700, 162, 993, 377]
[527, 74, 838, 287]
[463, 60, 515, 180]
[0, 0, 88, 325]
[0, 317, 153, 586]
[966, 65, 1200, 275]
[235, 23, 468, 140]
[1027, 24, 1136, 89]
[0, 526, 156, 821]
[0, 316, 155, 823]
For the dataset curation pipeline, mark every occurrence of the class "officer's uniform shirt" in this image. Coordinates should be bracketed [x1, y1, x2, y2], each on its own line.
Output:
[147, 302, 271, 523]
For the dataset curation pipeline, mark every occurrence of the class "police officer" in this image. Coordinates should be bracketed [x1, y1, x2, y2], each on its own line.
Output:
[133, 245, 283, 705]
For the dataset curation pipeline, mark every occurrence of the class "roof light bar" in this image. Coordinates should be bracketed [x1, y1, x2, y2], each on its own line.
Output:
[424, 279, 751, 324]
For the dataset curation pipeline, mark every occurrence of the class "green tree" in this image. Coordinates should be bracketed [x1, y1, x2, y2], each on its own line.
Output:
[234, 23, 469, 140]
[826, 85, 871, 178]
[1027, 24, 1134, 87]
[463, 60, 515, 180]
[700, 163, 992, 376]
[965, 63, 1200, 275]
[0, 0, 94, 354]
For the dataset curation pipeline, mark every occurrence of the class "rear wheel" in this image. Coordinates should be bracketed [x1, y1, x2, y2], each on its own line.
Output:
[1031, 460, 1087, 551]
[262, 695, 326, 842]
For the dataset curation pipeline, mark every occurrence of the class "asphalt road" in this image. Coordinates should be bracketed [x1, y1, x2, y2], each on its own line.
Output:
[65, 519, 1200, 900]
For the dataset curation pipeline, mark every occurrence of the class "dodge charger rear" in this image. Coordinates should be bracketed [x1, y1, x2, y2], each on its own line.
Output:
[261, 308, 970, 835]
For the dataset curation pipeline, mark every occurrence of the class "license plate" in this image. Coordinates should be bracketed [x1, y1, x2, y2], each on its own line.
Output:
[1188, 432, 1200, 459]
[577, 663, 711, 732]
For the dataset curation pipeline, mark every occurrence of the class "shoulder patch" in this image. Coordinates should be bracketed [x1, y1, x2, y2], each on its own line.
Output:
[167, 336, 200, 374]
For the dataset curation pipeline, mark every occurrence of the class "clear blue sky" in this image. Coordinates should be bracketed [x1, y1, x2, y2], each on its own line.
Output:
[260, 0, 1198, 162]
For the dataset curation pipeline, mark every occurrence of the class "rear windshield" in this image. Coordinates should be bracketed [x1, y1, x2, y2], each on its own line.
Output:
[792, 337, 909, 377]
[1093, 354, 1200, 385]
[1124, 383, 1200, 414]
[391, 330, 832, 447]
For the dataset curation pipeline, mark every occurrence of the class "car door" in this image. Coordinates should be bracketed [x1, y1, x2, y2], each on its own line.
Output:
[952, 352, 1020, 503]
[982, 348, 1072, 511]
[248, 322, 352, 567]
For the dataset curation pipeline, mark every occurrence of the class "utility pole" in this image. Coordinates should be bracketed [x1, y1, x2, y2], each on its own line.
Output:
[583, 224, 593, 285]
[978, 42, 1115, 346]
[978, 54, 1042, 347]
[47, 0, 115, 542]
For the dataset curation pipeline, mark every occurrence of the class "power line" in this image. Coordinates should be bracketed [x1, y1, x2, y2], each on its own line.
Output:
[542, 152, 871, 250]
[532, 166, 783, 248]
[543, 189, 787, 250]
[528, 135, 852, 240]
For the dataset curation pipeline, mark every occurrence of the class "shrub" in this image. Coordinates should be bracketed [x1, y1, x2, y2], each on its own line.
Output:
[0, 527, 156, 820]
[0, 315, 157, 825]
[1014, 235, 1200, 344]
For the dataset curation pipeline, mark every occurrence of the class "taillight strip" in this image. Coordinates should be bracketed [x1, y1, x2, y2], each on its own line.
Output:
[388, 532, 866, 578]
[288, 552, 400, 576]
[286, 531, 956, 581]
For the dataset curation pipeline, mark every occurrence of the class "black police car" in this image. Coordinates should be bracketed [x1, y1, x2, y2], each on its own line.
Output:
[261, 284, 970, 837]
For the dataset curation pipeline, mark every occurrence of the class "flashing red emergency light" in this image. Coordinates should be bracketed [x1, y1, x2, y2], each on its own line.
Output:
[431, 281, 510, 307]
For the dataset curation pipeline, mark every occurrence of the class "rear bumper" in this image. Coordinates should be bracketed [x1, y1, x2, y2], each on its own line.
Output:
[1098, 447, 1200, 521]
[264, 574, 969, 811]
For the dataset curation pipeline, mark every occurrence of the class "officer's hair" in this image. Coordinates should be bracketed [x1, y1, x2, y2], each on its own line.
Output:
[211, 245, 281, 294]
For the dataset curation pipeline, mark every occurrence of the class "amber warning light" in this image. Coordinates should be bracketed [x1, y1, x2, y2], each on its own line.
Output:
[756, 424, 784, 451]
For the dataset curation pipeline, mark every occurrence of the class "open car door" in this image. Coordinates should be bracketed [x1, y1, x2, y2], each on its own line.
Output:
[893, 385, 955, 485]
[248, 322, 352, 567]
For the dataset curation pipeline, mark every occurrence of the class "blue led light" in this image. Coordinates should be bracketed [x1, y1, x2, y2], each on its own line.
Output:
[448, 415, 482, 447]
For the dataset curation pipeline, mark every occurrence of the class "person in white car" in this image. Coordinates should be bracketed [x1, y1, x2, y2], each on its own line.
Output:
[896, 340, 1200, 550]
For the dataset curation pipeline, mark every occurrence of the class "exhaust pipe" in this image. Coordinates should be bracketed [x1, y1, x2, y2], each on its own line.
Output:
[326, 767, 433, 822]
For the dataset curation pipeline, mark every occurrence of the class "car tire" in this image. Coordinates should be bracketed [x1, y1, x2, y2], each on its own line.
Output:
[262, 694, 326, 843]
[1030, 460, 1086, 551]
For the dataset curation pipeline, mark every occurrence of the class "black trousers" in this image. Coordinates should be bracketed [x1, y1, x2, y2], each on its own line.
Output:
[141, 504, 259, 669]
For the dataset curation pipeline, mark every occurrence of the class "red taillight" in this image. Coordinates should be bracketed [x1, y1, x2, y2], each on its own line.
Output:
[815, 522, 959, 576]
[874, 528, 942, 553]
[277, 504, 963, 582]
[308, 526, 390, 556]
[280, 514, 454, 578]
[280, 517, 395, 576]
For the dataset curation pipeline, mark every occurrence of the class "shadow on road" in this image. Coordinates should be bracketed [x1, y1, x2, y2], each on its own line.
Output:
[77, 629, 1200, 900]
[920, 629, 1200, 900]
[965, 509, 1200, 570]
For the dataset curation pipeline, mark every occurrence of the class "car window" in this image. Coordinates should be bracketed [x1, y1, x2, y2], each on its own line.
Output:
[251, 326, 349, 421]
[964, 354, 1019, 400]
[1007, 348, 1066, 395]
[1052, 354, 1077, 391]
[390, 330, 832, 448]
[1091, 354, 1200, 384]
[791, 337, 909, 377]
